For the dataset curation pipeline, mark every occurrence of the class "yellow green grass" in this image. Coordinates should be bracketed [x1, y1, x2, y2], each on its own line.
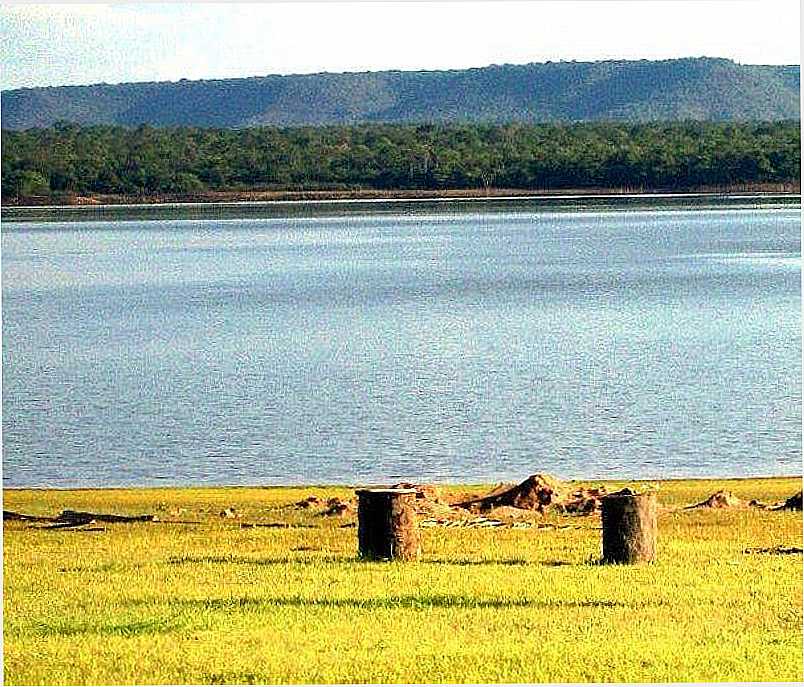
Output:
[3, 477, 802, 684]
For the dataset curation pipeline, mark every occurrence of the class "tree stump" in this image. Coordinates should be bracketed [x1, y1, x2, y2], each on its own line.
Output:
[601, 489, 657, 564]
[355, 488, 420, 561]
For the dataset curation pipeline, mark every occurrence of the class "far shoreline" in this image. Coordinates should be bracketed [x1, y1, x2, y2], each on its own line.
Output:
[4, 474, 802, 492]
[3, 184, 801, 210]
[3, 188, 800, 223]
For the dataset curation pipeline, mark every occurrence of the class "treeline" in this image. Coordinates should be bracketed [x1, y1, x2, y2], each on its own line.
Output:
[2, 121, 800, 199]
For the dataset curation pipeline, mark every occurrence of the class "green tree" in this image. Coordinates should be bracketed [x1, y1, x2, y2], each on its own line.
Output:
[5, 169, 50, 197]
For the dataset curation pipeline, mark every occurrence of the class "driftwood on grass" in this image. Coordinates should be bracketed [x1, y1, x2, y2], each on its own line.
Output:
[58, 510, 155, 523]
[43, 521, 105, 531]
[770, 491, 803, 511]
[743, 545, 803, 555]
[686, 489, 802, 511]
[685, 490, 747, 510]
[4, 509, 155, 526]
[3, 510, 57, 522]
[239, 522, 317, 529]
[294, 495, 356, 516]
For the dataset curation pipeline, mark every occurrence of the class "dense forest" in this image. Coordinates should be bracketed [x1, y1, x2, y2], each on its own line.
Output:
[2, 120, 800, 200]
[2, 58, 799, 130]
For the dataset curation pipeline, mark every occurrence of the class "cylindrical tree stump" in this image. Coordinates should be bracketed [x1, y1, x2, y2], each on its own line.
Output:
[356, 488, 420, 561]
[601, 489, 657, 564]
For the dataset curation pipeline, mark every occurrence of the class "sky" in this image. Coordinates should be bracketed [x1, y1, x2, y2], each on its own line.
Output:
[0, 1, 800, 91]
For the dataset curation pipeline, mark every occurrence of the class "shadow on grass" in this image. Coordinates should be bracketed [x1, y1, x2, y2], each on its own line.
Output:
[25, 592, 661, 639]
[127, 594, 663, 611]
[167, 555, 570, 567]
[30, 618, 178, 638]
[57, 562, 123, 574]
[166, 555, 355, 566]
[205, 672, 260, 685]
[423, 558, 570, 567]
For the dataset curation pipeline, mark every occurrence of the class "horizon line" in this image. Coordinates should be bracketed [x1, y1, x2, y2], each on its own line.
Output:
[3, 55, 798, 93]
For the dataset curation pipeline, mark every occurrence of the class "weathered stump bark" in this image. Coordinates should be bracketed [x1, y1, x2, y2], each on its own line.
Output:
[356, 488, 420, 561]
[601, 489, 657, 564]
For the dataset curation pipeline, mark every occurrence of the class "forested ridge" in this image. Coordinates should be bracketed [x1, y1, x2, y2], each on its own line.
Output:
[2, 120, 800, 201]
[1, 58, 799, 130]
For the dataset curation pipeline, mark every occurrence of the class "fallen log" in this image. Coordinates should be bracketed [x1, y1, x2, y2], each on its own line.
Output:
[3, 510, 57, 522]
[4, 509, 155, 524]
[685, 490, 746, 510]
[42, 520, 101, 530]
[744, 545, 803, 555]
[239, 522, 318, 529]
[57, 510, 155, 523]
[769, 491, 803, 511]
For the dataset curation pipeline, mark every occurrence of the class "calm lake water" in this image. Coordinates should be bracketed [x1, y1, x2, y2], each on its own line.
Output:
[2, 203, 801, 487]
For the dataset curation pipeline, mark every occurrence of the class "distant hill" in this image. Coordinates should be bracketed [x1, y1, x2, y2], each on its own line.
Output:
[1, 58, 799, 130]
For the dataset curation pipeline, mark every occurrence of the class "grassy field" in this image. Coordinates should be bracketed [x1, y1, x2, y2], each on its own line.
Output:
[3, 477, 802, 684]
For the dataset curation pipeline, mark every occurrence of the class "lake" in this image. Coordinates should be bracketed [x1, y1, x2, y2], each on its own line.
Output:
[2, 201, 801, 487]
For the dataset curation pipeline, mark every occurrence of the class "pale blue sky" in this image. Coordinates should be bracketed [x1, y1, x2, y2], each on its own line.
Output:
[0, 1, 800, 91]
